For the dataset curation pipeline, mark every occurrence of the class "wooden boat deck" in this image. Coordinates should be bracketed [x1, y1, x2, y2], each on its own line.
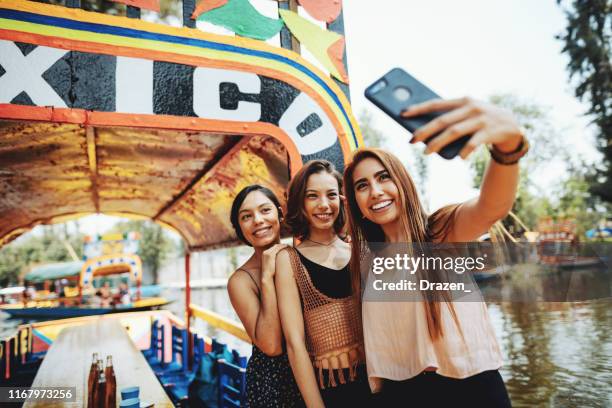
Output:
[24, 317, 173, 407]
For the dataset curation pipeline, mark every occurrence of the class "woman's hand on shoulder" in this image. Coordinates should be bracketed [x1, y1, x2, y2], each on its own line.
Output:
[402, 97, 523, 159]
[262, 243, 289, 280]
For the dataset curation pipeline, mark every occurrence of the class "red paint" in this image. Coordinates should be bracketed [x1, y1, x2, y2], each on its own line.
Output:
[298, 0, 342, 23]
[110, 0, 160, 12]
[191, 0, 228, 19]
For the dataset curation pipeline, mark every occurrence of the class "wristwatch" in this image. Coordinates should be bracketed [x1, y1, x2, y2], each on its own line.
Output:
[488, 133, 529, 165]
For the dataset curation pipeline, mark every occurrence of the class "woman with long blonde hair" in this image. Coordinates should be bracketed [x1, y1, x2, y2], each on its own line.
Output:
[344, 97, 527, 406]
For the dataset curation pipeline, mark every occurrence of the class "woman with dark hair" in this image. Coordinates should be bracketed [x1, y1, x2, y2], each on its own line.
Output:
[275, 160, 372, 407]
[227, 184, 302, 407]
[343, 98, 528, 407]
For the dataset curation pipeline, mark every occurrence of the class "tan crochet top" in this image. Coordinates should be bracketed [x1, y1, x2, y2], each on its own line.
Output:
[287, 248, 365, 389]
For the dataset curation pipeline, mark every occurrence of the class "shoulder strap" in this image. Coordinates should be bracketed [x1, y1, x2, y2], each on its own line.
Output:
[237, 268, 261, 297]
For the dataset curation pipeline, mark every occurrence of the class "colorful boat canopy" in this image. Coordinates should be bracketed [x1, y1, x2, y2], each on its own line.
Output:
[80, 254, 142, 286]
[25, 261, 84, 283]
[0, 0, 362, 251]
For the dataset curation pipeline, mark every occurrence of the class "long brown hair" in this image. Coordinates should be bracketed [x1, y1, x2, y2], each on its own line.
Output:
[343, 147, 461, 340]
[285, 159, 346, 240]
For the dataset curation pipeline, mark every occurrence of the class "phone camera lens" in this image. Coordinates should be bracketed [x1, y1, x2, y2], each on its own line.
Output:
[393, 86, 412, 102]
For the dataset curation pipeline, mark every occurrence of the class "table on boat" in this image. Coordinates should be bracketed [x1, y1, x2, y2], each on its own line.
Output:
[24, 318, 173, 407]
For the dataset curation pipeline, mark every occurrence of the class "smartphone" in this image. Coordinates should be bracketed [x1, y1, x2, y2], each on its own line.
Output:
[364, 67, 470, 159]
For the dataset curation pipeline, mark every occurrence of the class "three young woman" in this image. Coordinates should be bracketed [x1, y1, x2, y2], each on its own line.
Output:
[229, 96, 526, 407]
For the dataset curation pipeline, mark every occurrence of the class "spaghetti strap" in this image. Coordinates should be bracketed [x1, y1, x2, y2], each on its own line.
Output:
[237, 268, 261, 296]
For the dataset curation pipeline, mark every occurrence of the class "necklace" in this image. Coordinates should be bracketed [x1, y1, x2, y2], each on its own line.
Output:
[306, 236, 339, 246]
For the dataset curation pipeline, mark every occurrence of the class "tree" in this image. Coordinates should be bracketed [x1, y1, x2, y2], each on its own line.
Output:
[358, 109, 387, 148]
[469, 95, 566, 231]
[110, 220, 176, 284]
[557, 0, 612, 202]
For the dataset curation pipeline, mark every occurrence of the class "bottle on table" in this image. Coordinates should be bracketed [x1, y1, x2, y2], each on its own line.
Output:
[87, 352, 99, 408]
[96, 359, 106, 408]
[105, 355, 117, 408]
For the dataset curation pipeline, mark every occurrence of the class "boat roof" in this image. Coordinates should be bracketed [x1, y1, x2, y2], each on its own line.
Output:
[0, 1, 361, 251]
[25, 261, 84, 283]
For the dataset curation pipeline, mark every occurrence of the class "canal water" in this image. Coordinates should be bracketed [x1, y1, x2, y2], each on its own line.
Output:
[2, 266, 610, 407]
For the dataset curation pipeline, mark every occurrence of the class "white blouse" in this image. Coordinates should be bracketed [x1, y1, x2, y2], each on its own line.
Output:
[361, 270, 503, 392]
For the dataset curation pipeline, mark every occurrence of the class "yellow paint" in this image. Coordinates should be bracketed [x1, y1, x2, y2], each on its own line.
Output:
[0, 17, 360, 149]
[279, 10, 347, 82]
[190, 303, 250, 343]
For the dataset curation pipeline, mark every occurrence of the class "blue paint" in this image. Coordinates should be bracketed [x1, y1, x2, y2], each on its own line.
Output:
[0, 8, 359, 147]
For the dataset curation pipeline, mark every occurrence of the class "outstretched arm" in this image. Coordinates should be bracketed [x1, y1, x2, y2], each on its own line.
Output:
[275, 250, 325, 408]
[404, 97, 523, 241]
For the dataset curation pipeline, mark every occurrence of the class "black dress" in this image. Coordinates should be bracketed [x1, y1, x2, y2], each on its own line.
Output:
[239, 269, 303, 408]
[246, 345, 303, 407]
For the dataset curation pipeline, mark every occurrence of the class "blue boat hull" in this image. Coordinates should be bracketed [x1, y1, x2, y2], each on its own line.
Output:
[1, 302, 170, 320]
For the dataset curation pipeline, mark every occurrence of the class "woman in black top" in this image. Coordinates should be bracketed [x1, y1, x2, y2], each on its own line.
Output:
[275, 160, 372, 407]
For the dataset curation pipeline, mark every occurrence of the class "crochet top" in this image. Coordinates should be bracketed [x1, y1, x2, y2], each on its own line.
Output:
[287, 247, 364, 389]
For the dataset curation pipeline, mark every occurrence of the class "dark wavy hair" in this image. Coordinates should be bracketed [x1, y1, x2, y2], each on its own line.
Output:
[285, 159, 346, 240]
[230, 184, 283, 246]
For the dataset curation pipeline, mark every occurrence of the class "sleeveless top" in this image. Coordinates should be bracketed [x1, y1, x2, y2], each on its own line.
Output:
[287, 248, 365, 389]
[361, 263, 503, 392]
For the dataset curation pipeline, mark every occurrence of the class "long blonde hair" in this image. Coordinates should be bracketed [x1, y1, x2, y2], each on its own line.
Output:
[343, 147, 460, 340]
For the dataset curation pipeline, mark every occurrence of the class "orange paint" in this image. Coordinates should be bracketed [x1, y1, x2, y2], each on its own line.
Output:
[327, 37, 348, 83]
[0, 104, 304, 177]
[0, 28, 354, 162]
[191, 0, 228, 19]
[109, 0, 160, 12]
[298, 0, 342, 23]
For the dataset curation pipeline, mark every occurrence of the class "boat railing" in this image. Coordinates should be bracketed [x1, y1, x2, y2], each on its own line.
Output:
[189, 303, 250, 344]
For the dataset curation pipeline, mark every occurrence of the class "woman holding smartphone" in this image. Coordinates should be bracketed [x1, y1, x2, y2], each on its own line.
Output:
[275, 160, 372, 407]
[228, 185, 302, 407]
[343, 98, 528, 407]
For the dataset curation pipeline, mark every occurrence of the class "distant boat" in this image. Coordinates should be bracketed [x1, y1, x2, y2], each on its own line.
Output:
[0, 256, 170, 320]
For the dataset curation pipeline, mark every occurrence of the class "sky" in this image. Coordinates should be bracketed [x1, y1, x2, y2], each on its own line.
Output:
[341, 0, 598, 211]
[34, 0, 600, 237]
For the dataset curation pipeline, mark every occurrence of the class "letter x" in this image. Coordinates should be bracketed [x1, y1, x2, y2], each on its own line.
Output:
[0, 40, 69, 107]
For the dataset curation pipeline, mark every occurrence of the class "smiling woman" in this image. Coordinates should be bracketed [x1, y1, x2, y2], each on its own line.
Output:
[227, 185, 303, 407]
[275, 160, 373, 407]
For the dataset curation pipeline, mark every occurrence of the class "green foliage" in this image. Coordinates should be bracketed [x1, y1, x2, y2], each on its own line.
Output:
[0, 246, 22, 287]
[557, 0, 612, 202]
[109, 220, 176, 283]
[0, 224, 84, 286]
[358, 109, 387, 148]
[469, 94, 608, 235]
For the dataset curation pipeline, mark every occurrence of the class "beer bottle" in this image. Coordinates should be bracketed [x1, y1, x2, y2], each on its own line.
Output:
[87, 353, 99, 408]
[96, 359, 106, 408]
[104, 355, 116, 408]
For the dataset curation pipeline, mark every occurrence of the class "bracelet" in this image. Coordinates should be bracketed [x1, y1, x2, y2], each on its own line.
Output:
[488, 134, 529, 165]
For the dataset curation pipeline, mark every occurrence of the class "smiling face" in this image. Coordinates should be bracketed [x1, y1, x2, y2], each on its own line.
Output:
[352, 157, 401, 227]
[237, 190, 281, 249]
[303, 172, 341, 233]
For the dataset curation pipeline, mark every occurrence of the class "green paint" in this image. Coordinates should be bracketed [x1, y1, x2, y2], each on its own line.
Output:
[197, 0, 284, 41]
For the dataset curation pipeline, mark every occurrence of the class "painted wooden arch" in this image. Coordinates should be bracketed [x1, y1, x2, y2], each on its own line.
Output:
[0, 0, 362, 250]
[80, 253, 143, 287]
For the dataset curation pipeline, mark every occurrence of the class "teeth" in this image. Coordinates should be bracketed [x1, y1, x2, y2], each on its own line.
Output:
[253, 227, 271, 237]
[314, 214, 332, 220]
[371, 200, 392, 210]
